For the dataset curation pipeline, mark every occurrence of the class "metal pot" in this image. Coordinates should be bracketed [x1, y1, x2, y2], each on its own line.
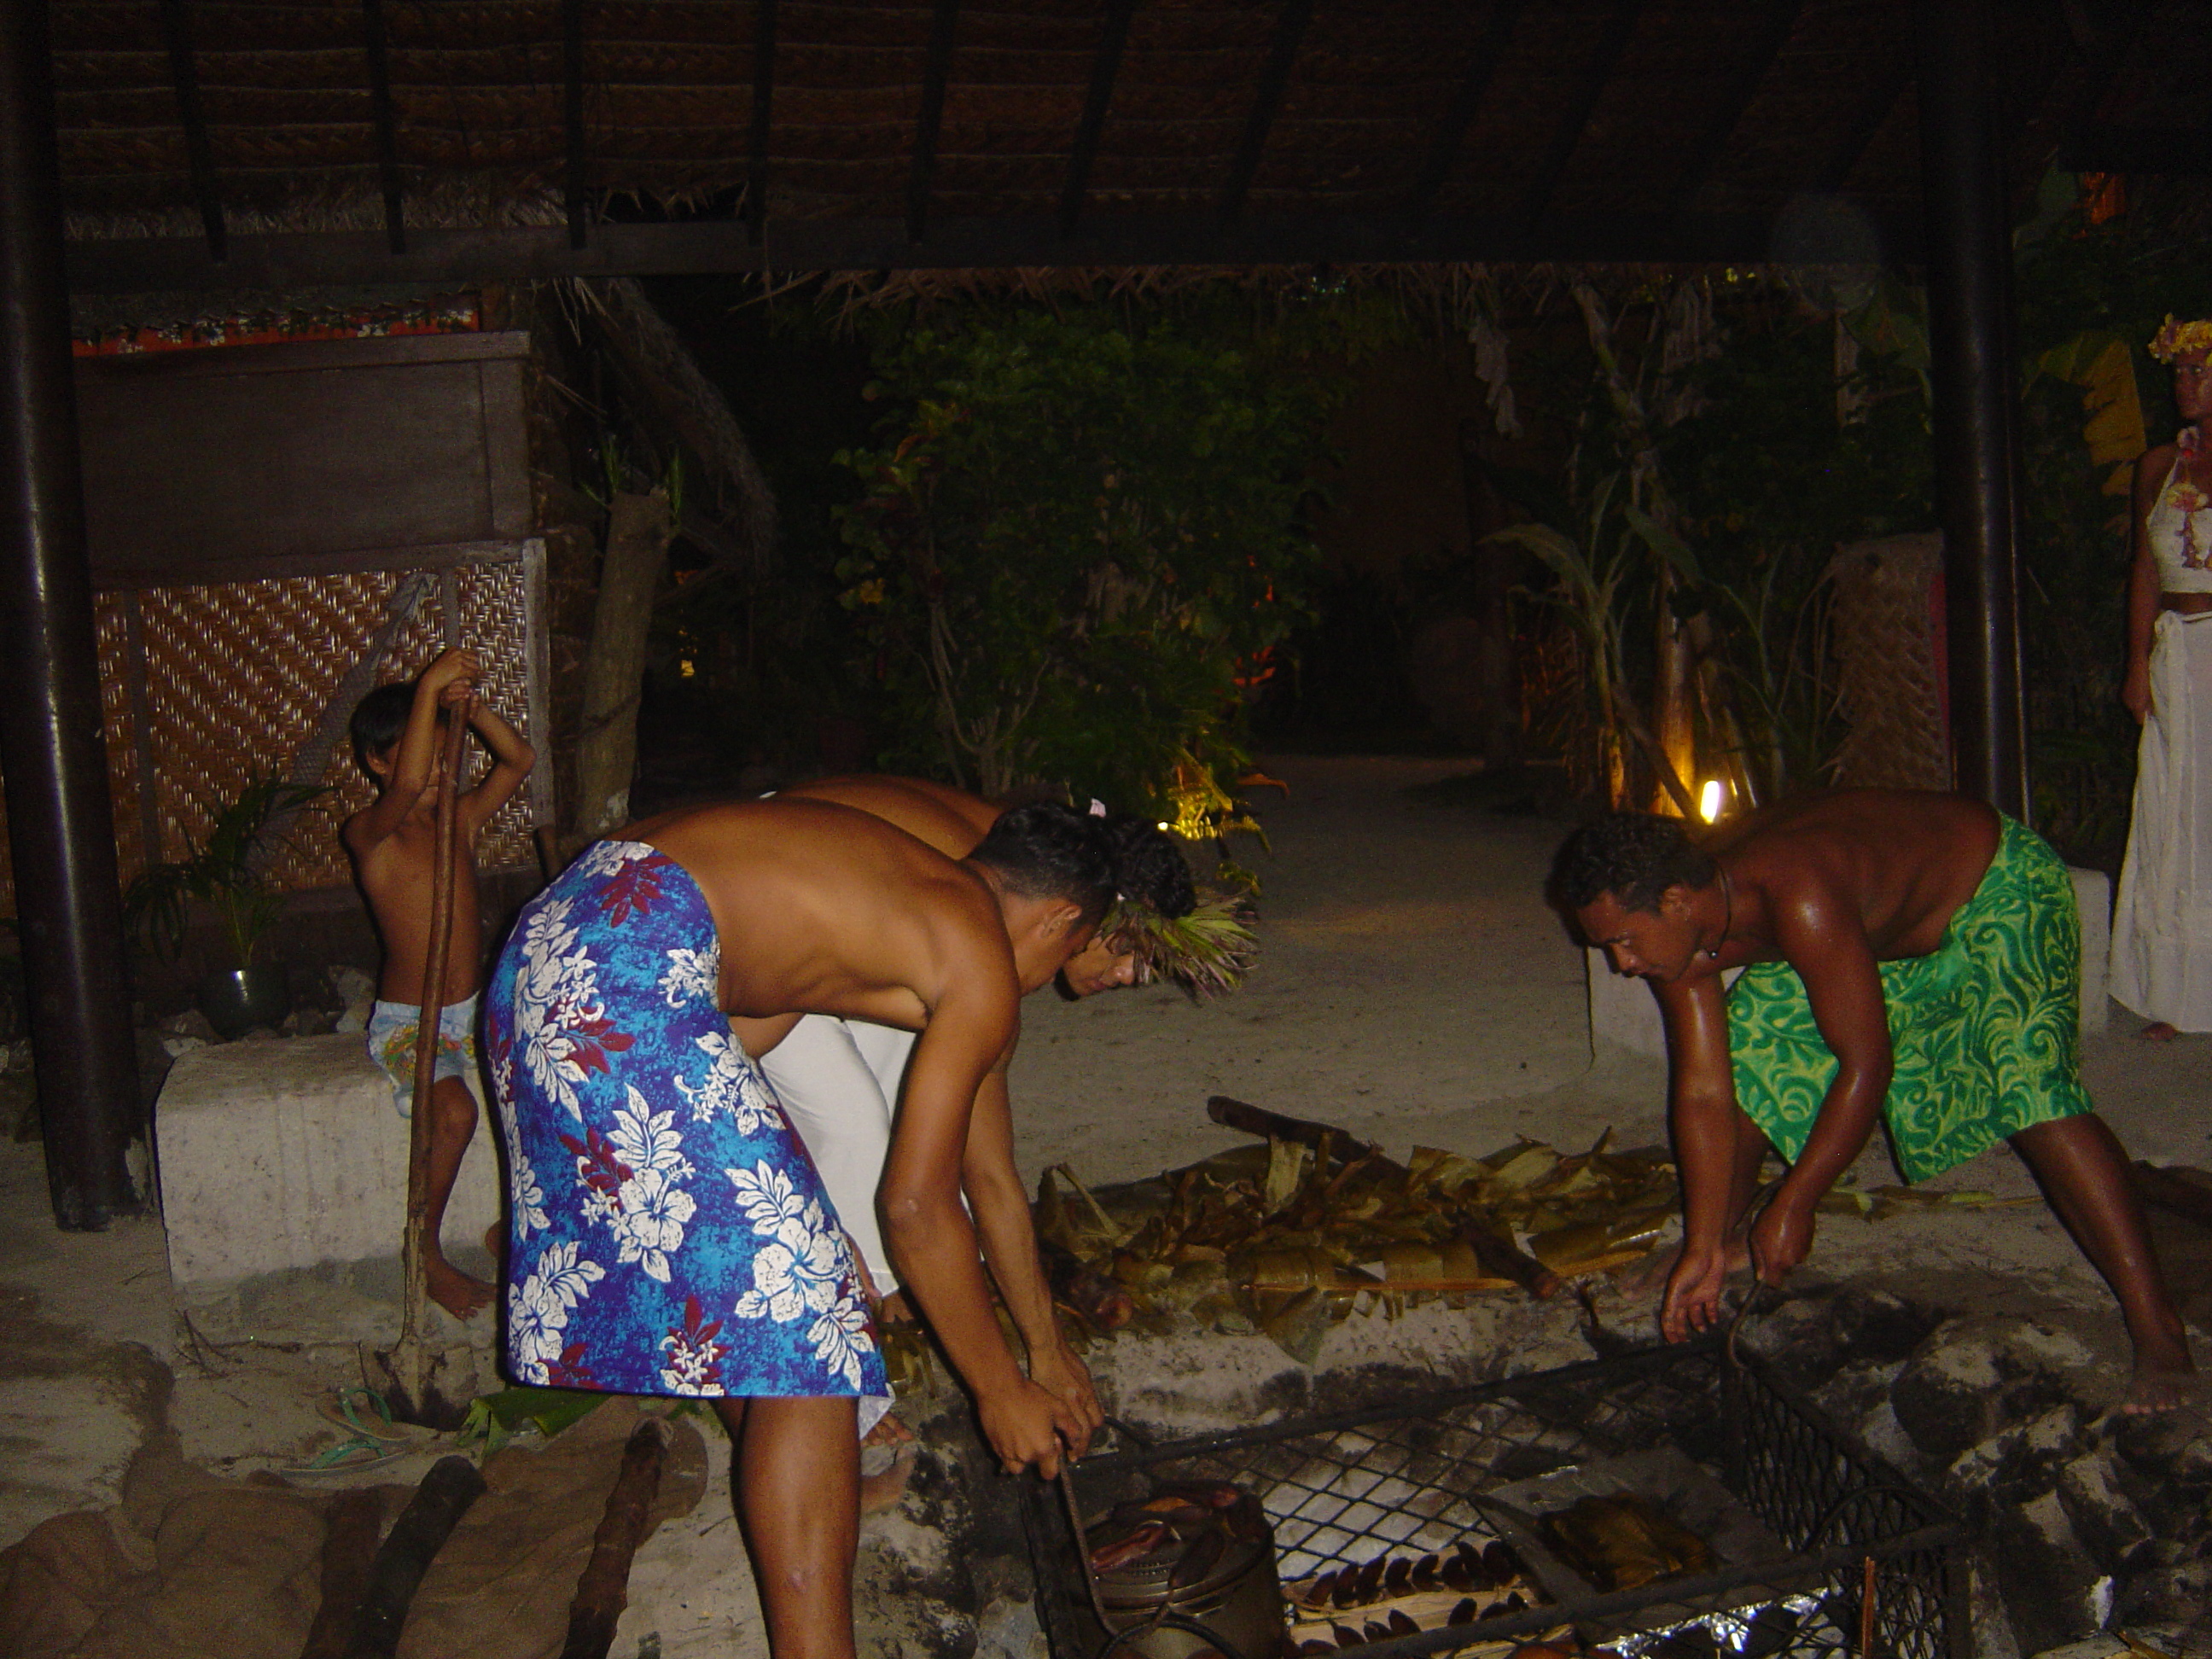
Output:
[197, 966, 288, 1039]
[1080, 1516, 1286, 1659]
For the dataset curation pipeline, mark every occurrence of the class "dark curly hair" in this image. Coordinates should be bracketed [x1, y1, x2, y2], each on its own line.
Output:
[349, 680, 416, 778]
[969, 802, 1121, 926]
[1551, 812, 1718, 914]
[1099, 814, 1196, 920]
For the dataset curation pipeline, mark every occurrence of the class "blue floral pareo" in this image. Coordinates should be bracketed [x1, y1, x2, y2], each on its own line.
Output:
[484, 840, 886, 1404]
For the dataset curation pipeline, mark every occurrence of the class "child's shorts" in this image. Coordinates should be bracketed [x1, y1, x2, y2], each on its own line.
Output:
[367, 994, 482, 1118]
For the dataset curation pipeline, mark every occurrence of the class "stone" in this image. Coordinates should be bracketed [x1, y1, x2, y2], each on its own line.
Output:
[2112, 1409, 2212, 1487]
[160, 1008, 218, 1042]
[154, 1033, 498, 1295]
[1889, 1318, 2082, 1470]
[1987, 1492, 2111, 1657]
[2057, 1449, 2152, 1565]
[973, 1596, 1047, 1659]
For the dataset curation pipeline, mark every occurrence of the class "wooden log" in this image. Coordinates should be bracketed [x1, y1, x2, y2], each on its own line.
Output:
[299, 1488, 386, 1659]
[573, 487, 673, 838]
[558, 1419, 670, 1659]
[342, 1455, 488, 1659]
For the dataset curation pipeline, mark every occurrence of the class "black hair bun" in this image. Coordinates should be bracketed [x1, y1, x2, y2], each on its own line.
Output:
[1101, 814, 1196, 918]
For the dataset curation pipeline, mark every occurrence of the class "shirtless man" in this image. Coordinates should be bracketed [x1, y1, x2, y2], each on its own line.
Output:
[344, 648, 535, 1318]
[483, 797, 1112, 1659]
[765, 775, 1196, 1441]
[1554, 791, 2196, 1412]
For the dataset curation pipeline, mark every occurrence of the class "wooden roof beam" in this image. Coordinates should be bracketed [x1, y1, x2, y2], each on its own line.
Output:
[747, 0, 777, 245]
[562, 0, 587, 248]
[1218, 0, 1314, 227]
[1664, 0, 1802, 218]
[360, 0, 405, 253]
[1404, 1, 1524, 224]
[1521, 0, 1639, 227]
[156, 0, 225, 262]
[1058, 0, 1138, 236]
[906, 0, 961, 243]
[1819, 61, 1908, 192]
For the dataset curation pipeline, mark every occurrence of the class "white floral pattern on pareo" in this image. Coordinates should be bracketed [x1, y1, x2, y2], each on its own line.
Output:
[509, 1238, 604, 1385]
[513, 897, 632, 1121]
[727, 1160, 870, 1388]
[658, 945, 719, 1008]
[672, 1028, 783, 1132]
[576, 839, 655, 881]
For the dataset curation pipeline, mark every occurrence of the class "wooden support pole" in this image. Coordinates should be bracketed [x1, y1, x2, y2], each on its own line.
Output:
[1520, 0, 1639, 227]
[1403, 2, 1523, 224]
[905, 0, 960, 244]
[361, 0, 405, 254]
[1057, 0, 1136, 236]
[0, 0, 146, 1231]
[1663, 0, 1801, 217]
[746, 0, 777, 244]
[157, 0, 226, 260]
[563, 0, 588, 248]
[1218, 0, 1313, 227]
[1918, 0, 2029, 815]
[558, 1419, 670, 1659]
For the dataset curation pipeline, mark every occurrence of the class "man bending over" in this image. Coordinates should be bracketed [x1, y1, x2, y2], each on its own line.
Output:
[1554, 791, 2195, 1412]
[764, 775, 1214, 1439]
[485, 797, 1118, 1659]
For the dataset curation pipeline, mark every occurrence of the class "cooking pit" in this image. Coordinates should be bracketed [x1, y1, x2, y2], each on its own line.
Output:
[1022, 1342, 1969, 1659]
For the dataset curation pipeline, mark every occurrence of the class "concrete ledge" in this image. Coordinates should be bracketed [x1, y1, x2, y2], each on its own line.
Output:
[1587, 862, 2115, 1058]
[154, 1033, 500, 1294]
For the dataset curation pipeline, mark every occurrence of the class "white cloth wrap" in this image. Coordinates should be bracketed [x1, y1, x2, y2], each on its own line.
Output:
[755, 1015, 918, 1295]
[2113, 608, 2212, 1028]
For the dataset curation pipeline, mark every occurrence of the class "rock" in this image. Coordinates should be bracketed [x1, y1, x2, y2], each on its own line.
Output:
[2112, 1409, 2212, 1487]
[2057, 1449, 2152, 1565]
[1835, 1285, 1947, 1365]
[1947, 1404, 2087, 1500]
[280, 1008, 336, 1038]
[974, 1596, 1047, 1659]
[1987, 1492, 2112, 1657]
[1889, 1318, 2081, 1470]
[331, 967, 375, 1035]
[159, 1035, 206, 1062]
[160, 1008, 218, 1042]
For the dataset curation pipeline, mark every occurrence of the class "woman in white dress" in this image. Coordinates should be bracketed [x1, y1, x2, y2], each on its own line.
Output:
[2114, 316, 2212, 1038]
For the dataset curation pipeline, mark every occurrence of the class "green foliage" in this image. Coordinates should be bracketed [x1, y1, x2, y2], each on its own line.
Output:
[831, 307, 1336, 812]
[123, 772, 327, 969]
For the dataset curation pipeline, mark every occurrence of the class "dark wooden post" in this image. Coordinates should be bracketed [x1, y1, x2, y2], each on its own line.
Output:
[0, 0, 146, 1229]
[1918, 0, 2029, 816]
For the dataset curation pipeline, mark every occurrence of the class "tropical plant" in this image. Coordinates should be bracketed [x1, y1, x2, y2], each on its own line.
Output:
[124, 772, 329, 969]
[831, 307, 1334, 817]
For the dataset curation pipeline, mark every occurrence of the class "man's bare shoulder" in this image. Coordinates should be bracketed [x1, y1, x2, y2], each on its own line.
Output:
[780, 775, 998, 858]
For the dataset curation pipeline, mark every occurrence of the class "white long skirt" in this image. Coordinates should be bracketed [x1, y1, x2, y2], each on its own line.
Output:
[2111, 608, 2212, 1029]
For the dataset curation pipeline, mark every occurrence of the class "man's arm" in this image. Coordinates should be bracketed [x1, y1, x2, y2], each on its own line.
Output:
[459, 699, 536, 834]
[880, 956, 1085, 1478]
[962, 1063, 1103, 1453]
[1656, 972, 1743, 1342]
[1752, 889, 1894, 1278]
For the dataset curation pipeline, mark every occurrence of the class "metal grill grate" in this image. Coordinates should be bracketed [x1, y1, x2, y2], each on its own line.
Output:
[1022, 1344, 1968, 1659]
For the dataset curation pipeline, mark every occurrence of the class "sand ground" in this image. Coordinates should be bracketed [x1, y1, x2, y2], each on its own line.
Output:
[3, 754, 2209, 1657]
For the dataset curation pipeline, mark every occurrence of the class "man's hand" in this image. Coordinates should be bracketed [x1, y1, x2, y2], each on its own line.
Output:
[977, 1376, 1087, 1479]
[422, 647, 482, 696]
[1748, 1191, 1816, 1285]
[1027, 1342, 1103, 1459]
[1659, 1243, 1729, 1343]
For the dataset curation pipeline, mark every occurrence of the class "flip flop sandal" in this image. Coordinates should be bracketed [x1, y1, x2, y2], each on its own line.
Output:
[282, 1435, 419, 1477]
[317, 1387, 416, 1444]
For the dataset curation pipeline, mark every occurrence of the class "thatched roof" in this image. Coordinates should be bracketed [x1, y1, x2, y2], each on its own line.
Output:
[48, 1, 2168, 289]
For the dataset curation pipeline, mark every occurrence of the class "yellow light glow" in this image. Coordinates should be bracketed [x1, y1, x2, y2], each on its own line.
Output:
[678, 659, 696, 678]
[1698, 778, 1725, 823]
[1156, 821, 1171, 831]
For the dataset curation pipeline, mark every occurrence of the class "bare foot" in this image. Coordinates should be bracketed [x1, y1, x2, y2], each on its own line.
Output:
[2142, 1021, 2180, 1044]
[427, 1254, 495, 1320]
[2121, 1356, 2203, 1414]
[859, 1445, 917, 1515]
[862, 1410, 917, 1450]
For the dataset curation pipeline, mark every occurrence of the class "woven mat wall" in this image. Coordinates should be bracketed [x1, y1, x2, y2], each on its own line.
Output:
[0, 562, 536, 917]
[1827, 532, 1952, 794]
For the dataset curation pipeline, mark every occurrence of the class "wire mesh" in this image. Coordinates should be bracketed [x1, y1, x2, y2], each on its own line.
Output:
[1022, 1343, 1965, 1659]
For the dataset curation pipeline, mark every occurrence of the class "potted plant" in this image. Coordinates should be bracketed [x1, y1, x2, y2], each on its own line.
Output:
[124, 772, 327, 1039]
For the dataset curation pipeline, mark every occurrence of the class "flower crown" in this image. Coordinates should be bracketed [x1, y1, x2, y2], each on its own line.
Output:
[1100, 890, 1260, 1000]
[2149, 316, 2212, 364]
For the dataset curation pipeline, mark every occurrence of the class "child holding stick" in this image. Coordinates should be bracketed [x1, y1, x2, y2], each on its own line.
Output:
[344, 648, 534, 1319]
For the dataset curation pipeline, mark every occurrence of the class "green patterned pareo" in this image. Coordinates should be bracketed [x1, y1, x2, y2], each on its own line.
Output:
[1726, 815, 2093, 1184]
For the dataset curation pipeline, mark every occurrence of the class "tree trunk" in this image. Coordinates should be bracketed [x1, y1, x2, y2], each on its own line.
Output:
[573, 489, 673, 839]
[1652, 562, 1698, 815]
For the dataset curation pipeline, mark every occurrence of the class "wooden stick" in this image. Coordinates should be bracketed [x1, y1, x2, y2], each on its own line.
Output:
[558, 1420, 670, 1659]
[299, 1488, 386, 1659]
[341, 1455, 487, 1659]
[1208, 1095, 1396, 1173]
[393, 698, 472, 1394]
[1459, 1217, 1563, 1301]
